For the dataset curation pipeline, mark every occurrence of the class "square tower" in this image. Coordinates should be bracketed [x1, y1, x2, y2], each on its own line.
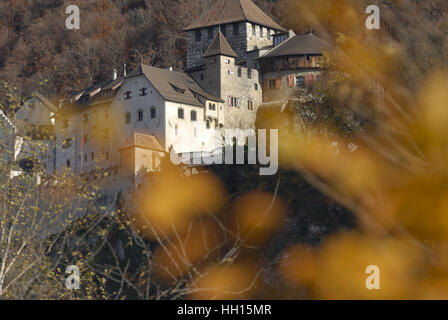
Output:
[183, 0, 286, 69]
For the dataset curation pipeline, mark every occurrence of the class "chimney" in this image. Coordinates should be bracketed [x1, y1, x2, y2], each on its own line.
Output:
[113, 69, 117, 80]
[123, 63, 127, 77]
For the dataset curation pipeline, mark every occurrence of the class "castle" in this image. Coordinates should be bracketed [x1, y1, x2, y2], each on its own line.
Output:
[6, 0, 329, 179]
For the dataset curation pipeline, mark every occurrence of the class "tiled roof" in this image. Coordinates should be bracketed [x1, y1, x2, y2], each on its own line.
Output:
[119, 132, 164, 151]
[260, 33, 331, 58]
[127, 64, 223, 107]
[203, 31, 238, 58]
[184, 0, 286, 32]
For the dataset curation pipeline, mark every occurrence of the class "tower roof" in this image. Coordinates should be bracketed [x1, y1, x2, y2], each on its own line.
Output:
[183, 0, 286, 32]
[203, 31, 238, 58]
[119, 131, 164, 152]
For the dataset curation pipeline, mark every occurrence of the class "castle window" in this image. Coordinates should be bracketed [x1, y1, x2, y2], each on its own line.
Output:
[247, 100, 254, 111]
[224, 58, 231, 64]
[191, 110, 197, 121]
[208, 27, 214, 39]
[228, 96, 239, 108]
[252, 24, 256, 35]
[296, 76, 306, 88]
[209, 103, 216, 111]
[151, 107, 156, 119]
[233, 23, 239, 35]
[124, 91, 132, 100]
[238, 67, 242, 77]
[195, 29, 201, 42]
[254, 83, 258, 90]
[139, 88, 147, 96]
[125, 112, 131, 124]
[138, 109, 143, 121]
[62, 138, 72, 149]
[178, 108, 184, 119]
[206, 119, 210, 129]
[66, 160, 70, 168]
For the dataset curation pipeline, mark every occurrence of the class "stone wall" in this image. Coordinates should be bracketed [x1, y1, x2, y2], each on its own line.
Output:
[219, 55, 262, 129]
[246, 22, 276, 51]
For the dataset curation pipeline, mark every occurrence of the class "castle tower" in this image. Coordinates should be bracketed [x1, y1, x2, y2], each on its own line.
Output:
[184, 0, 286, 129]
[183, 0, 286, 69]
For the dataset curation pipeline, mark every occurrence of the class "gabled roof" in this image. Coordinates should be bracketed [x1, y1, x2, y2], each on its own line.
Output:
[33, 93, 58, 113]
[203, 31, 238, 58]
[119, 132, 164, 152]
[127, 64, 223, 107]
[259, 33, 331, 59]
[184, 0, 286, 32]
[62, 77, 124, 112]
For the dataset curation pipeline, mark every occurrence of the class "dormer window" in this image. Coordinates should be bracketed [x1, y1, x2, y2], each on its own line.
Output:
[124, 91, 132, 100]
[170, 84, 186, 94]
[80, 95, 89, 104]
[139, 88, 147, 96]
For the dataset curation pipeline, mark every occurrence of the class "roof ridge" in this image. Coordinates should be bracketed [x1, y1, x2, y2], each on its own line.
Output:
[183, 0, 286, 31]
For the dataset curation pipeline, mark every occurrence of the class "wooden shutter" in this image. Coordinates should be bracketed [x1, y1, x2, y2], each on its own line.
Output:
[287, 75, 294, 88]
[275, 77, 281, 89]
